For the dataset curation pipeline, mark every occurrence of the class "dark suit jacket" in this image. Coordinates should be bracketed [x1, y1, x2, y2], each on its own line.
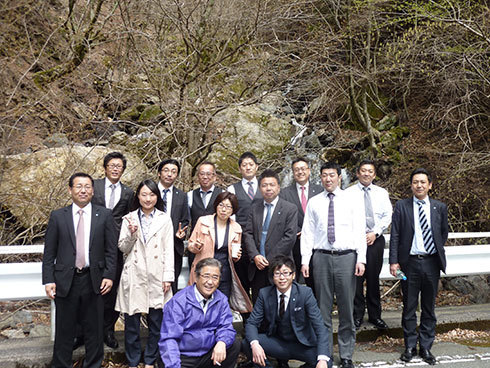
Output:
[42, 204, 118, 298]
[246, 282, 330, 357]
[169, 186, 190, 256]
[92, 178, 134, 234]
[389, 197, 448, 272]
[280, 182, 323, 231]
[244, 198, 298, 279]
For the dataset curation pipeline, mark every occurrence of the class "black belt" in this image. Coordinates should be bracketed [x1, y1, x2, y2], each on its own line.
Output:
[314, 249, 355, 255]
[410, 254, 436, 259]
[75, 267, 89, 274]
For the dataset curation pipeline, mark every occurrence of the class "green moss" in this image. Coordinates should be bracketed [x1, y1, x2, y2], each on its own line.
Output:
[139, 105, 163, 122]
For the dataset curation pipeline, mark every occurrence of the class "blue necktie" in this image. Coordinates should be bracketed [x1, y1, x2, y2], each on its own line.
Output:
[259, 203, 272, 256]
[162, 189, 169, 212]
[417, 200, 436, 254]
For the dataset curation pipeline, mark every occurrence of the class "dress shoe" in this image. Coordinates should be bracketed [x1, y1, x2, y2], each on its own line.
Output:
[276, 360, 289, 368]
[368, 318, 388, 330]
[340, 358, 354, 368]
[419, 348, 436, 365]
[354, 318, 363, 330]
[400, 347, 417, 362]
[73, 336, 84, 350]
[104, 331, 119, 349]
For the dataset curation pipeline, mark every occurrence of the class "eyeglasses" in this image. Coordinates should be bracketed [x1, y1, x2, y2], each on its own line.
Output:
[273, 271, 294, 278]
[217, 203, 233, 210]
[199, 273, 220, 282]
[73, 185, 92, 191]
[107, 164, 124, 170]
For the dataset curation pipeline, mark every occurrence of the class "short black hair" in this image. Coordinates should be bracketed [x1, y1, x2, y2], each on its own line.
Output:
[103, 152, 127, 170]
[320, 161, 341, 176]
[291, 157, 309, 169]
[69, 172, 94, 187]
[259, 169, 280, 185]
[131, 179, 166, 212]
[358, 159, 376, 173]
[410, 168, 432, 183]
[213, 192, 239, 215]
[269, 255, 295, 277]
[157, 159, 181, 175]
[238, 151, 258, 166]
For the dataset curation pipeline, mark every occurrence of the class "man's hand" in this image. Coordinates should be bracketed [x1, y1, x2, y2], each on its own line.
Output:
[316, 360, 328, 368]
[45, 283, 56, 299]
[251, 342, 267, 367]
[301, 264, 309, 278]
[162, 282, 171, 293]
[366, 232, 376, 246]
[390, 263, 400, 277]
[100, 278, 113, 295]
[354, 263, 365, 276]
[211, 340, 226, 365]
[176, 222, 188, 239]
[253, 255, 269, 270]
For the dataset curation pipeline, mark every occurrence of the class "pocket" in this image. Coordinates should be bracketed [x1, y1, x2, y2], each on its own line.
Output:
[54, 263, 65, 271]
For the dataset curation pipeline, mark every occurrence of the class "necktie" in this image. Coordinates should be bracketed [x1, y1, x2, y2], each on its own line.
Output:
[201, 298, 208, 310]
[327, 192, 335, 244]
[201, 190, 211, 206]
[300, 186, 307, 213]
[417, 200, 436, 254]
[75, 209, 85, 269]
[363, 187, 375, 231]
[247, 181, 254, 200]
[162, 189, 169, 212]
[108, 184, 116, 210]
[279, 293, 285, 318]
[259, 203, 272, 256]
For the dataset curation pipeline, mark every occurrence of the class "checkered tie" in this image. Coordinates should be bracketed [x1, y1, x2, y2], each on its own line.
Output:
[417, 200, 436, 254]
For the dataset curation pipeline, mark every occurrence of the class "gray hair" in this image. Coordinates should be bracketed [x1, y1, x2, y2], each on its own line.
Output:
[194, 258, 222, 276]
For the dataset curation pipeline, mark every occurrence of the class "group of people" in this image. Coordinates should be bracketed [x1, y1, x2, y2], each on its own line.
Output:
[41, 151, 448, 368]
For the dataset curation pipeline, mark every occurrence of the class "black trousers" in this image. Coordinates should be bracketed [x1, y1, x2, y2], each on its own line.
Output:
[103, 249, 123, 334]
[180, 338, 240, 368]
[171, 249, 183, 295]
[401, 255, 440, 350]
[251, 268, 270, 304]
[52, 271, 104, 368]
[353, 235, 385, 321]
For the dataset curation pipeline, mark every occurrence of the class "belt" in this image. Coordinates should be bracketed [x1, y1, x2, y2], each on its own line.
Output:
[314, 249, 355, 255]
[410, 254, 436, 259]
[75, 267, 89, 274]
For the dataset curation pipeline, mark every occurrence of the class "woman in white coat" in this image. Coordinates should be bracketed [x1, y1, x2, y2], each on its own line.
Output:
[115, 179, 174, 368]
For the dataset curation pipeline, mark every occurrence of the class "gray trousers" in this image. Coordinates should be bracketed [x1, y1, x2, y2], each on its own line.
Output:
[313, 250, 357, 360]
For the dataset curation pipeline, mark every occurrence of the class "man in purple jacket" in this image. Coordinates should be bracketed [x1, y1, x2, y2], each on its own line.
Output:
[159, 257, 240, 368]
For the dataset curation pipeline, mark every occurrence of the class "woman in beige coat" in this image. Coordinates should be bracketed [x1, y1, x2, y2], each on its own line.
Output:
[115, 179, 174, 368]
[188, 191, 253, 313]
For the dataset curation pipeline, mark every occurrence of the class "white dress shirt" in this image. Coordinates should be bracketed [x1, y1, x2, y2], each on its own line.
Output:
[411, 195, 432, 255]
[301, 188, 366, 266]
[344, 182, 392, 236]
[104, 178, 121, 208]
[263, 196, 279, 224]
[295, 182, 309, 202]
[226, 177, 258, 196]
[187, 185, 216, 209]
[72, 202, 92, 267]
[158, 182, 174, 215]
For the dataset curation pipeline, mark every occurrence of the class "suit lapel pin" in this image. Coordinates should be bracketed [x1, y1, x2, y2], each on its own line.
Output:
[96, 213, 99, 217]
[278, 211, 281, 215]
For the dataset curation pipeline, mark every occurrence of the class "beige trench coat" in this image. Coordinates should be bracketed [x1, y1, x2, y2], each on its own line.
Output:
[115, 209, 174, 315]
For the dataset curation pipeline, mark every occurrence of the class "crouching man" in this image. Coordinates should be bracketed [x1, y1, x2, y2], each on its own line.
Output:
[159, 257, 240, 368]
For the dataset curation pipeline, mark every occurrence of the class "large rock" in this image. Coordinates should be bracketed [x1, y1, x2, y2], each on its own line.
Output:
[444, 275, 490, 304]
[0, 146, 149, 228]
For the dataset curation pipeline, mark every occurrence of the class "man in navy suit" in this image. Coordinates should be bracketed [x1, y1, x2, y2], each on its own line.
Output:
[390, 168, 448, 365]
[243, 256, 332, 368]
[92, 152, 134, 348]
[158, 158, 190, 294]
[43, 172, 117, 368]
[280, 157, 323, 285]
[243, 170, 298, 303]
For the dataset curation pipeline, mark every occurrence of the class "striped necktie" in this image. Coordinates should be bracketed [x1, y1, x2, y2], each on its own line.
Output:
[417, 200, 436, 254]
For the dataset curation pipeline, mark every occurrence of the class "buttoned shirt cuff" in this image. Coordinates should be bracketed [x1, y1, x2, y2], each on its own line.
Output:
[250, 340, 259, 347]
[318, 355, 330, 362]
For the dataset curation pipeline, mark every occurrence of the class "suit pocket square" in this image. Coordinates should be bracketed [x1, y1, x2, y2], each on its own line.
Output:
[294, 307, 302, 311]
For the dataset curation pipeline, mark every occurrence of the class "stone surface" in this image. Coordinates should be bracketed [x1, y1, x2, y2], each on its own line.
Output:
[28, 325, 51, 338]
[1, 328, 25, 339]
[445, 275, 490, 304]
[0, 146, 148, 228]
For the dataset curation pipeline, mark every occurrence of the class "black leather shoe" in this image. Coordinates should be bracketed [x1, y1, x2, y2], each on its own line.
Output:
[73, 336, 84, 350]
[104, 331, 119, 349]
[354, 318, 363, 330]
[276, 360, 289, 368]
[400, 347, 417, 362]
[419, 348, 436, 365]
[368, 318, 388, 330]
[340, 359, 354, 368]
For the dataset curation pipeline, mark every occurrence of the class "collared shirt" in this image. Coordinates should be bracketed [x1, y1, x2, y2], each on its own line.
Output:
[187, 185, 216, 209]
[104, 178, 121, 209]
[138, 208, 155, 243]
[72, 202, 92, 267]
[301, 188, 366, 265]
[411, 195, 432, 255]
[226, 177, 258, 196]
[276, 287, 291, 314]
[158, 182, 174, 214]
[194, 284, 214, 314]
[295, 182, 309, 202]
[263, 196, 279, 225]
[345, 182, 392, 235]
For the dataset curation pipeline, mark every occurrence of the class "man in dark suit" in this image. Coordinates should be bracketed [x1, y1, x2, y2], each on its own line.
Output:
[43, 172, 117, 368]
[243, 256, 332, 368]
[280, 157, 322, 284]
[91, 152, 134, 348]
[227, 152, 262, 297]
[157, 158, 190, 294]
[389, 168, 448, 365]
[244, 169, 297, 303]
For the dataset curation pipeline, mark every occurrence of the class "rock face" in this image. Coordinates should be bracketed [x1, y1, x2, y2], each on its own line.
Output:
[0, 146, 148, 229]
[444, 275, 490, 304]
